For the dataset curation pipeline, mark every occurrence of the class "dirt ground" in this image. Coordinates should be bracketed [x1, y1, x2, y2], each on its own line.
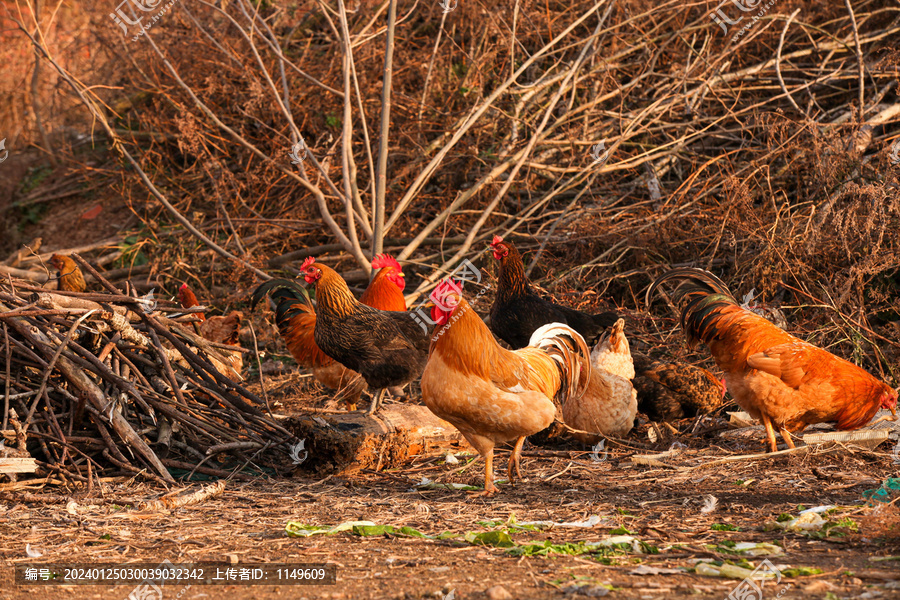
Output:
[2, 374, 899, 600]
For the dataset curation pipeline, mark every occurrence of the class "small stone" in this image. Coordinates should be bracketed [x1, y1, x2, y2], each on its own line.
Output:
[486, 585, 513, 600]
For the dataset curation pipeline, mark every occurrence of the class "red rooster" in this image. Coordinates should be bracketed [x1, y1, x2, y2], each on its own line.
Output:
[298, 257, 429, 415]
[647, 268, 898, 452]
[250, 254, 407, 410]
[422, 280, 591, 494]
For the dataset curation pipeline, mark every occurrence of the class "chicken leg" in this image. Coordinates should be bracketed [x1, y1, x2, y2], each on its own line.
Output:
[778, 427, 796, 450]
[507, 437, 525, 483]
[366, 389, 386, 416]
[760, 412, 779, 453]
[479, 449, 498, 495]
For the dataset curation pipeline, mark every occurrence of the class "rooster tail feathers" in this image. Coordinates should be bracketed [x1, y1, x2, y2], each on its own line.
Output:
[529, 323, 592, 402]
[646, 268, 741, 347]
[250, 279, 311, 310]
[645, 267, 735, 306]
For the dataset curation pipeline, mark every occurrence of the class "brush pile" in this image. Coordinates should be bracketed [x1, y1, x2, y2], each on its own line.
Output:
[0, 255, 294, 486]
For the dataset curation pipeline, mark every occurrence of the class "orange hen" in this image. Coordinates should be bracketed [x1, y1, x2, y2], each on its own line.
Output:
[250, 254, 407, 410]
[178, 283, 244, 380]
[422, 280, 592, 494]
[48, 254, 86, 292]
[647, 268, 898, 452]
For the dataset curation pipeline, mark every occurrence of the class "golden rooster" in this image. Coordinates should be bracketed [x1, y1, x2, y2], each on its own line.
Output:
[647, 268, 898, 452]
[48, 254, 86, 292]
[421, 280, 591, 494]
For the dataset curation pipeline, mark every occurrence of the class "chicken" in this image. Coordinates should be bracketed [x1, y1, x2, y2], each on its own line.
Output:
[632, 354, 726, 422]
[177, 283, 206, 322]
[299, 257, 429, 415]
[489, 236, 619, 349]
[647, 268, 898, 452]
[48, 254, 86, 292]
[422, 279, 593, 494]
[178, 283, 244, 380]
[250, 254, 408, 410]
[562, 318, 637, 443]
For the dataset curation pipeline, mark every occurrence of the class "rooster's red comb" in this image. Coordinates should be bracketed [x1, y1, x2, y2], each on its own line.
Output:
[371, 253, 401, 273]
[491, 235, 504, 247]
[179, 283, 190, 291]
[301, 256, 316, 271]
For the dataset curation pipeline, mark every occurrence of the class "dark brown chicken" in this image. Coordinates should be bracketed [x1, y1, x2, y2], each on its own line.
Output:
[48, 254, 86, 292]
[632, 354, 725, 422]
[489, 236, 619, 349]
[300, 257, 430, 415]
[250, 254, 408, 410]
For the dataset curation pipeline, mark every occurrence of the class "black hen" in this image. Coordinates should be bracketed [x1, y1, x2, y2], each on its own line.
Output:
[488, 236, 620, 349]
[299, 258, 430, 415]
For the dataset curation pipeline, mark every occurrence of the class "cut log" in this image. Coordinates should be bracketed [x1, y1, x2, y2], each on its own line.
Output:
[286, 404, 470, 475]
[0, 458, 38, 474]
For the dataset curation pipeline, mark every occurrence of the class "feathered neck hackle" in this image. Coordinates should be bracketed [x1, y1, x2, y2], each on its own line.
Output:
[496, 242, 530, 300]
[360, 268, 407, 311]
[431, 296, 502, 379]
[311, 263, 358, 319]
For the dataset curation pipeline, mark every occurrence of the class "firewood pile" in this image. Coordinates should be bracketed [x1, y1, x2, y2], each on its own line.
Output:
[0, 255, 294, 486]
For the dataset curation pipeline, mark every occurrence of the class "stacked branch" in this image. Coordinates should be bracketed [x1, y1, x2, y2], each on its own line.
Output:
[0, 272, 295, 485]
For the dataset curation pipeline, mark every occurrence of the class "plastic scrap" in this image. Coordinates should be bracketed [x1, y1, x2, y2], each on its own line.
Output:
[764, 511, 826, 532]
[517, 515, 603, 529]
[413, 477, 482, 491]
[695, 561, 780, 580]
[731, 542, 784, 556]
[862, 478, 900, 505]
[285, 520, 375, 537]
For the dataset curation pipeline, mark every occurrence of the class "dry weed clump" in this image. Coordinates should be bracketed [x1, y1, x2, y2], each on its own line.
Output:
[859, 503, 900, 550]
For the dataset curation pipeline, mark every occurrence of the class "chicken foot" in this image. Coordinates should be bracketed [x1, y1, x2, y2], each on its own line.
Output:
[507, 437, 525, 483]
